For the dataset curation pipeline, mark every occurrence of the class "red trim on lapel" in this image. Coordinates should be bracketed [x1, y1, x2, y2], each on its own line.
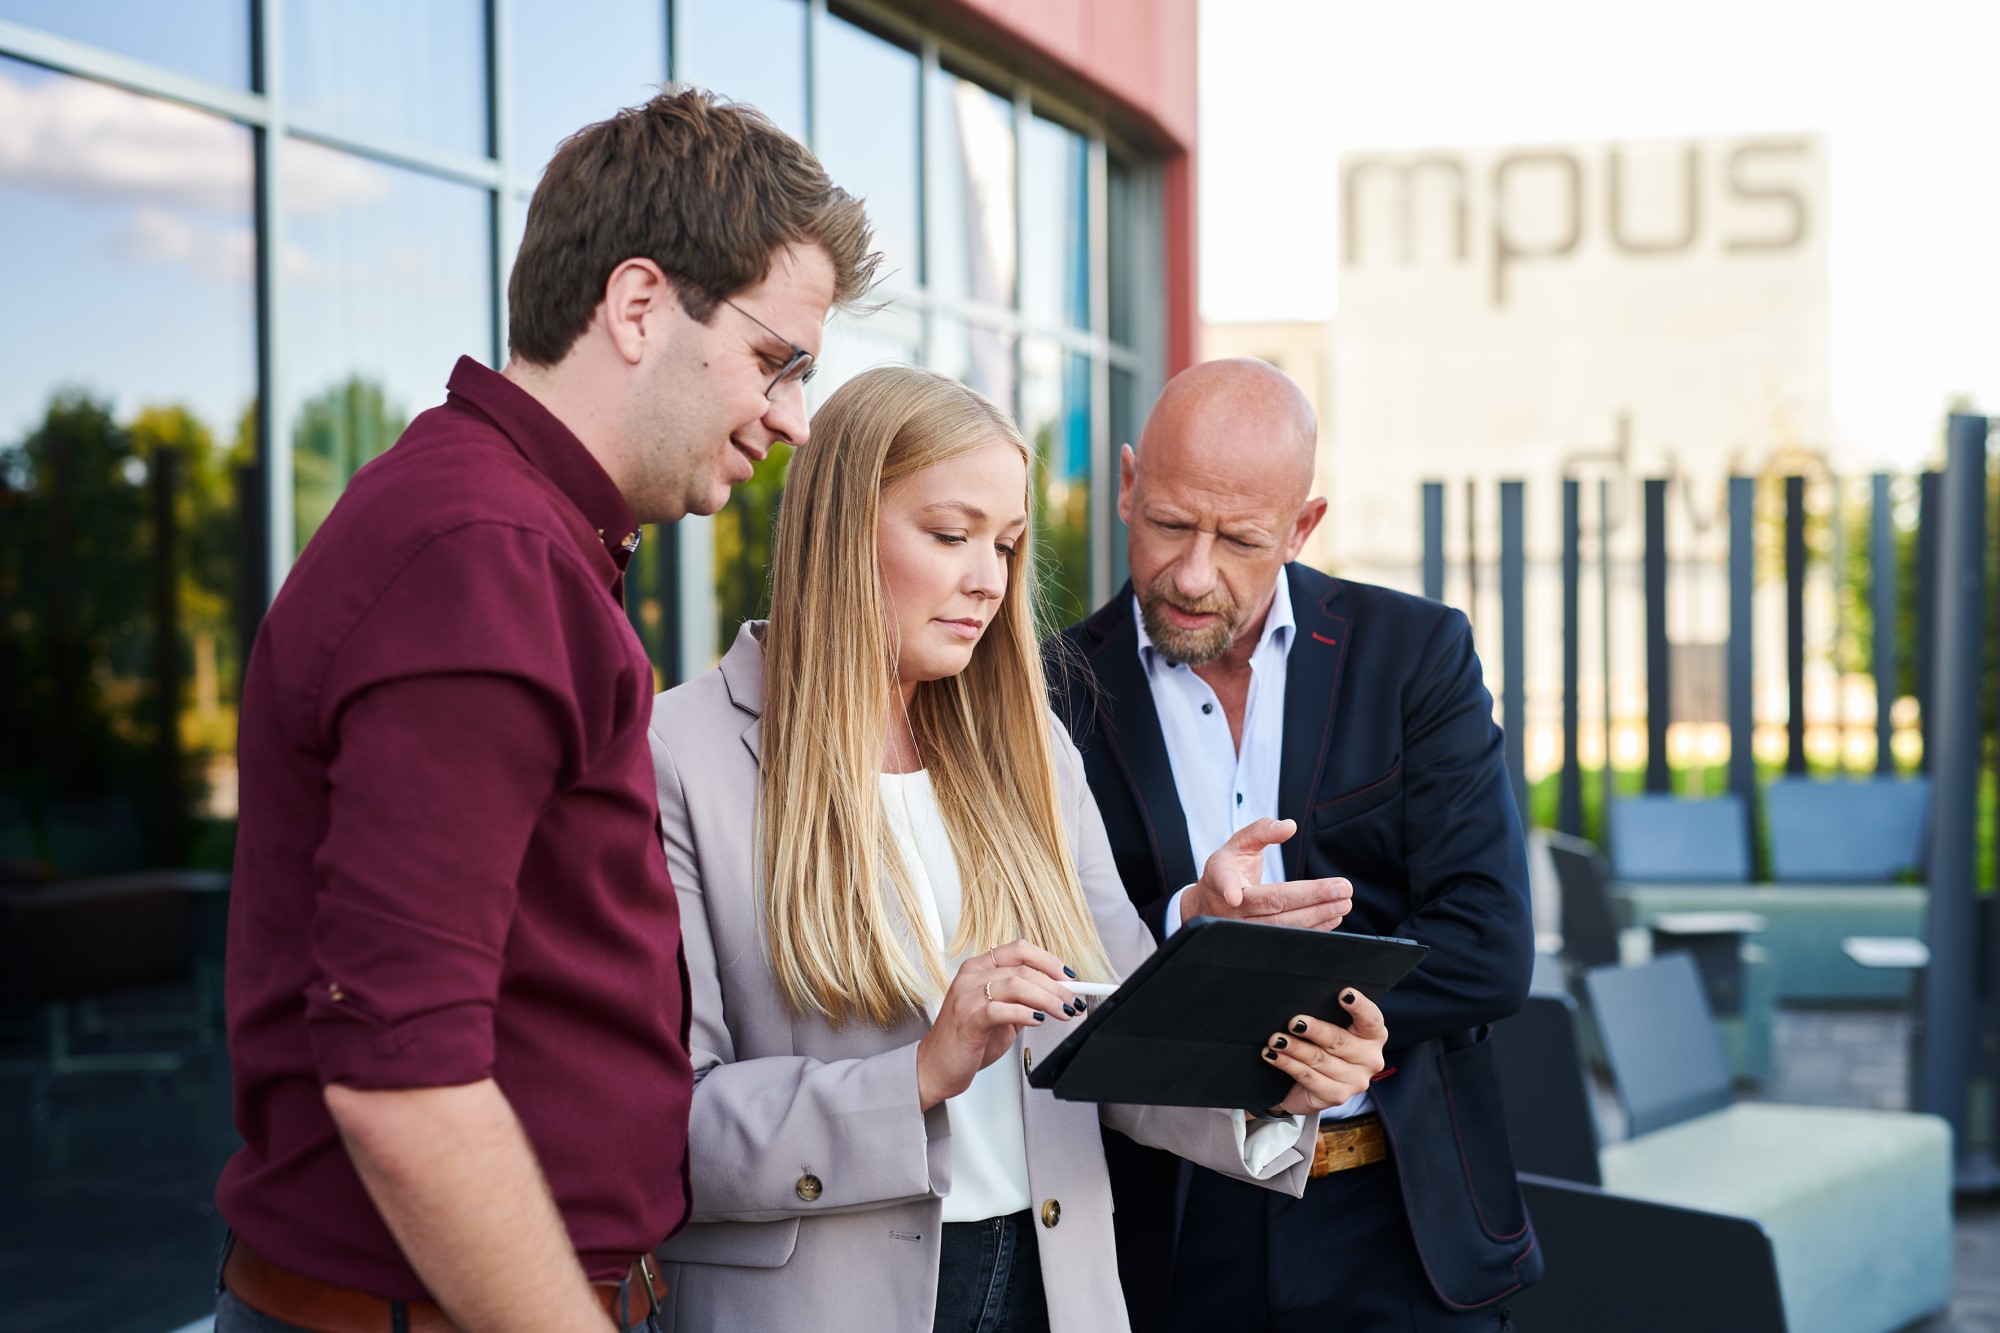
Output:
[1312, 631, 1339, 647]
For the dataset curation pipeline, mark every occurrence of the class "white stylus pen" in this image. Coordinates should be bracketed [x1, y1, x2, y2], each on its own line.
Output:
[1065, 981, 1121, 997]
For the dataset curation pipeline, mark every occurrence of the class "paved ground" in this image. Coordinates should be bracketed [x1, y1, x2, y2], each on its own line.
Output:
[1, 990, 1996, 1331]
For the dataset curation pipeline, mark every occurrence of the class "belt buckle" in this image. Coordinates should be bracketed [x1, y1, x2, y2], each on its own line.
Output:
[637, 1253, 663, 1317]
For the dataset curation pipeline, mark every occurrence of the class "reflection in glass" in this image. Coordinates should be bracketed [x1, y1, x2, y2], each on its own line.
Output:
[678, 0, 806, 141]
[1021, 114, 1089, 331]
[511, 0, 667, 176]
[0, 0, 249, 88]
[815, 11, 920, 291]
[929, 317, 1017, 418]
[1021, 338, 1092, 631]
[710, 304, 920, 653]
[285, 0, 488, 156]
[711, 442, 788, 657]
[810, 303, 921, 407]
[285, 138, 492, 552]
[1107, 154, 1155, 350]
[1108, 364, 1140, 589]
[927, 68, 1015, 310]
[0, 58, 256, 870]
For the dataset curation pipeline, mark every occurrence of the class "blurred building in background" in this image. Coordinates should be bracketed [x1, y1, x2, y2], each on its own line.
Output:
[1206, 134, 1900, 793]
[0, 0, 1196, 884]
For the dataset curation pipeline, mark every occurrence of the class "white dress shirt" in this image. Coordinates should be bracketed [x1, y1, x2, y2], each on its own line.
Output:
[1139, 578, 1373, 1122]
[881, 769, 1306, 1220]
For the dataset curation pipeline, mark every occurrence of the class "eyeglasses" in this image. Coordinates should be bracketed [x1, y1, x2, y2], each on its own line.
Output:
[719, 295, 816, 400]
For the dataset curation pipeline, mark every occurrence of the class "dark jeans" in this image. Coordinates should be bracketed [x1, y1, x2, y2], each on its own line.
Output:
[932, 1210, 1050, 1333]
[1161, 1160, 1514, 1333]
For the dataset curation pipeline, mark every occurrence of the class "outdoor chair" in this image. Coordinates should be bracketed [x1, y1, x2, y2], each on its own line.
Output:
[1580, 954, 1952, 1333]
[1493, 990, 1789, 1331]
[1605, 793, 1752, 883]
[1604, 790, 1929, 1003]
[1538, 829, 1774, 1082]
[1764, 776, 1929, 883]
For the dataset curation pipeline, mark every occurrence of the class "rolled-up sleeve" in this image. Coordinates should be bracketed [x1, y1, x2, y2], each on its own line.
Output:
[303, 523, 625, 1088]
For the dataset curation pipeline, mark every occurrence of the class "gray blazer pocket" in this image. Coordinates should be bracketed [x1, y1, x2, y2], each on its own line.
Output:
[657, 1217, 801, 1269]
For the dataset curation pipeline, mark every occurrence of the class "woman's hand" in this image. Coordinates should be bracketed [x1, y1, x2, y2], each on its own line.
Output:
[1260, 988, 1388, 1116]
[916, 939, 1080, 1111]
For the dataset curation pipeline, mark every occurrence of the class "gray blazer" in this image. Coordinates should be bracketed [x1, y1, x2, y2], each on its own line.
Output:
[647, 625, 1315, 1333]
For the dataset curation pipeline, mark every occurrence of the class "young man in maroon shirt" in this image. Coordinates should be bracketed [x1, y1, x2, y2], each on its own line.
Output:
[215, 90, 877, 1333]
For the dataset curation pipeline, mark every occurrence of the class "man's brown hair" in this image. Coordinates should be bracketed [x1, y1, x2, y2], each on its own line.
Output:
[508, 86, 878, 366]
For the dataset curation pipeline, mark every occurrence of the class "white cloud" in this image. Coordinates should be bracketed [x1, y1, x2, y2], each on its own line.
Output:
[0, 66, 252, 213]
[115, 204, 254, 284]
[0, 65, 391, 218]
[283, 135, 393, 217]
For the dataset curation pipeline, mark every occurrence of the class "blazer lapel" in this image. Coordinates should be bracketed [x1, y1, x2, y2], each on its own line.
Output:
[1277, 564, 1351, 879]
[718, 622, 766, 764]
[1081, 590, 1199, 895]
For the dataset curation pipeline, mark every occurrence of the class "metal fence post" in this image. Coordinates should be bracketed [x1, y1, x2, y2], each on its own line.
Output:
[1871, 473, 1897, 774]
[1918, 414, 1996, 1190]
[1785, 475, 1807, 775]
[1423, 482, 1445, 602]
[1728, 477, 1756, 818]
[1501, 481, 1527, 824]
[1644, 479, 1670, 794]
[1560, 477, 1583, 835]
[1917, 470, 1940, 771]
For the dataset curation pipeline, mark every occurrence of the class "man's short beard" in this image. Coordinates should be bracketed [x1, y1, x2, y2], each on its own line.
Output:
[1138, 572, 1241, 667]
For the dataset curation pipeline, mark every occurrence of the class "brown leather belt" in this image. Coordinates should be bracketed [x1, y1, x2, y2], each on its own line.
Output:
[1310, 1113, 1388, 1178]
[223, 1241, 665, 1332]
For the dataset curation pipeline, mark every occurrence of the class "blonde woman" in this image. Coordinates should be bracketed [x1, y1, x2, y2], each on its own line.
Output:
[647, 366, 1387, 1333]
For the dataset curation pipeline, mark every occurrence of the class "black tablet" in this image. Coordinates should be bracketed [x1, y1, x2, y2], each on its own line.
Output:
[1026, 918, 1428, 1109]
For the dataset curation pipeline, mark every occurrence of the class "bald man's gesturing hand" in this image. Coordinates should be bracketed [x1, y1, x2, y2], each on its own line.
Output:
[1178, 816, 1353, 930]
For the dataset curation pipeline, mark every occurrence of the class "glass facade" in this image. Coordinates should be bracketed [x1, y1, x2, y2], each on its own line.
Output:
[0, 0, 1165, 860]
[0, 4, 1167, 1327]
[0, 56, 257, 872]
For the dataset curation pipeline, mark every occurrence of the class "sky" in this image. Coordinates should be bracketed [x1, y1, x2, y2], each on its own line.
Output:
[1197, 0, 2000, 468]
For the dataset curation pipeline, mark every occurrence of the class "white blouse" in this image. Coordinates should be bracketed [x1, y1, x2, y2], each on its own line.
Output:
[880, 769, 1034, 1223]
[878, 769, 1306, 1224]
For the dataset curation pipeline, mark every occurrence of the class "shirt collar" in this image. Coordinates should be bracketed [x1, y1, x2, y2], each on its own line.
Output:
[1132, 569, 1295, 670]
[443, 356, 642, 569]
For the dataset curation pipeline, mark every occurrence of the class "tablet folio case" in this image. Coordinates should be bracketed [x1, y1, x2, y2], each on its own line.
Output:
[1027, 918, 1428, 1109]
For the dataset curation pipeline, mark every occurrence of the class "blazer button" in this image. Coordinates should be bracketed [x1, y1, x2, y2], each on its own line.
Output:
[796, 1174, 823, 1203]
[1040, 1198, 1061, 1229]
[1022, 1046, 1035, 1075]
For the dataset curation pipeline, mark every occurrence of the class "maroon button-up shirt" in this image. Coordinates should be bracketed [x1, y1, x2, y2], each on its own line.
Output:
[218, 357, 693, 1299]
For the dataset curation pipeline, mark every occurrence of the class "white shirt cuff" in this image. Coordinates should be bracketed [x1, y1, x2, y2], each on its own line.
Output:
[1162, 884, 1197, 937]
[1317, 1089, 1375, 1122]
[1232, 1108, 1311, 1177]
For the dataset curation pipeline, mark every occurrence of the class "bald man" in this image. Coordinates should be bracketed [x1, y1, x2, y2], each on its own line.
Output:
[1045, 359, 1540, 1331]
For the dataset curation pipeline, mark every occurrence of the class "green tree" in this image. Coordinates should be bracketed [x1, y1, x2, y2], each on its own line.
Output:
[713, 442, 793, 651]
[293, 377, 406, 553]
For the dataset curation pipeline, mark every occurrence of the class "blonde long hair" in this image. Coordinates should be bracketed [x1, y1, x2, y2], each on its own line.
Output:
[760, 365, 1114, 1027]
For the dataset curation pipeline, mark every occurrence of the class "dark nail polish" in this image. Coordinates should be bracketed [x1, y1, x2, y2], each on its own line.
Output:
[1076, 996, 1088, 1010]
[1342, 989, 1358, 1006]
[1260, 1047, 1279, 1062]
[1291, 1019, 1309, 1035]
[1063, 965, 1077, 978]
[1033, 1011, 1046, 1022]
[1061, 1003, 1076, 1017]
[1272, 1035, 1289, 1050]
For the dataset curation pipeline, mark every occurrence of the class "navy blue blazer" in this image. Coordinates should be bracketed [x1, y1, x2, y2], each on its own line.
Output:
[1046, 563, 1542, 1314]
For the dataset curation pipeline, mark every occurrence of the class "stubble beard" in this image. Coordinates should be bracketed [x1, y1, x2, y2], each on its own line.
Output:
[1137, 571, 1241, 667]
